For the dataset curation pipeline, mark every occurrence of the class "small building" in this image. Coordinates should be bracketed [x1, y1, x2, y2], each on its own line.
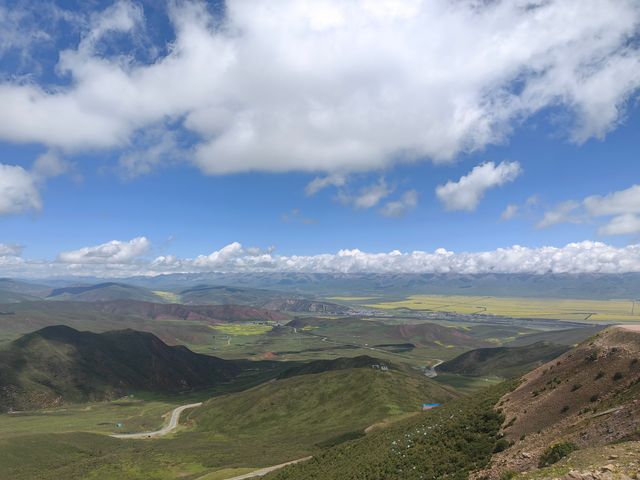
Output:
[422, 403, 441, 411]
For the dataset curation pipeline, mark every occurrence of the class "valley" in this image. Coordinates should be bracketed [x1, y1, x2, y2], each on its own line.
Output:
[0, 275, 638, 479]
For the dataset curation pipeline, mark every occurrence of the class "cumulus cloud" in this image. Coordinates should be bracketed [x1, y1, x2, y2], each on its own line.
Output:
[339, 178, 393, 209]
[538, 185, 640, 234]
[379, 190, 418, 217]
[599, 214, 640, 236]
[0, 1, 638, 175]
[56, 236, 150, 264]
[584, 184, 640, 216]
[144, 241, 640, 275]
[0, 163, 41, 215]
[4, 239, 640, 277]
[436, 161, 522, 211]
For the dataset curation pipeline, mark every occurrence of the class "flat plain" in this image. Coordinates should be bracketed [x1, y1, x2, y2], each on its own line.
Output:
[365, 294, 640, 322]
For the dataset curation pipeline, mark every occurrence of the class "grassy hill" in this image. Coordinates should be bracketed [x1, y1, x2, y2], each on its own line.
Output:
[276, 355, 394, 379]
[0, 300, 288, 347]
[438, 342, 569, 378]
[266, 382, 510, 480]
[505, 325, 605, 347]
[179, 284, 283, 305]
[0, 325, 241, 412]
[190, 367, 456, 448]
[46, 282, 165, 303]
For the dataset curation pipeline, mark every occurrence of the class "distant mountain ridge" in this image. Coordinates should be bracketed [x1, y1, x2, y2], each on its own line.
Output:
[0, 325, 241, 412]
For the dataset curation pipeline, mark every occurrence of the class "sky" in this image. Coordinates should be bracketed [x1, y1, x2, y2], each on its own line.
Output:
[0, 0, 640, 277]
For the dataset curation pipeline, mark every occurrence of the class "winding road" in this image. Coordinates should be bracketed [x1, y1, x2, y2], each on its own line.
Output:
[424, 359, 444, 378]
[110, 402, 202, 439]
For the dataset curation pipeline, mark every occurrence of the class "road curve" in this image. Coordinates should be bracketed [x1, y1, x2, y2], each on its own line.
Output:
[425, 359, 444, 378]
[110, 402, 202, 439]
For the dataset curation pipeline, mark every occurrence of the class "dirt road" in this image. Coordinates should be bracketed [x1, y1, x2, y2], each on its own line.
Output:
[110, 402, 202, 439]
[221, 457, 312, 480]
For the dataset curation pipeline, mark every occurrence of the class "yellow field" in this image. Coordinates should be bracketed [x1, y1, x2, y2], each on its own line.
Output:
[365, 295, 640, 322]
[327, 296, 378, 301]
[210, 324, 273, 336]
[152, 290, 181, 303]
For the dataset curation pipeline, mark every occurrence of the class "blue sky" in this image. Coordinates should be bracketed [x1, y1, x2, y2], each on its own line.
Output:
[0, 0, 639, 276]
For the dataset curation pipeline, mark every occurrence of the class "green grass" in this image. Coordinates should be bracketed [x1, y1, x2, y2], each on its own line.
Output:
[266, 382, 512, 480]
[211, 324, 273, 336]
[0, 367, 457, 480]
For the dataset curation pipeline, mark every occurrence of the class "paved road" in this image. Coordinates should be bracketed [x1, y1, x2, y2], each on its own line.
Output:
[110, 402, 202, 439]
[221, 457, 312, 480]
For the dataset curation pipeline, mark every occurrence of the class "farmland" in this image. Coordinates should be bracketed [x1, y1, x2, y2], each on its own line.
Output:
[365, 295, 640, 322]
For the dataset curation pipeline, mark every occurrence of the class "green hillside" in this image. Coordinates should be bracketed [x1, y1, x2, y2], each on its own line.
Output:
[438, 341, 569, 378]
[0, 325, 241, 412]
[46, 282, 165, 303]
[190, 367, 455, 446]
[266, 382, 510, 480]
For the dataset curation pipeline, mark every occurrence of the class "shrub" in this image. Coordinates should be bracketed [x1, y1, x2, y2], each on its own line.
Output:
[560, 405, 570, 413]
[589, 394, 599, 402]
[499, 471, 517, 480]
[595, 370, 605, 380]
[613, 371, 624, 381]
[570, 384, 582, 392]
[494, 438, 510, 453]
[538, 442, 578, 467]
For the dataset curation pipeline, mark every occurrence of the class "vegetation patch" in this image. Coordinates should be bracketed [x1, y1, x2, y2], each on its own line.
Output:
[212, 324, 274, 336]
[538, 442, 578, 467]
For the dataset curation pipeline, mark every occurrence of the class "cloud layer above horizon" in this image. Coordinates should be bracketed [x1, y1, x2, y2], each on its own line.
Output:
[3, 238, 640, 278]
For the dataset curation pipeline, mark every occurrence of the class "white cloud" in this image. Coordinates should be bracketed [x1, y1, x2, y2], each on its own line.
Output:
[0, 163, 41, 215]
[0, 1, 637, 175]
[146, 241, 640, 275]
[305, 174, 347, 196]
[32, 151, 70, 179]
[339, 179, 393, 209]
[538, 185, 640, 234]
[501, 204, 519, 220]
[584, 184, 640, 216]
[599, 214, 640, 236]
[0, 244, 23, 256]
[379, 190, 418, 217]
[537, 200, 582, 228]
[4, 239, 640, 277]
[56, 236, 150, 264]
[436, 161, 522, 211]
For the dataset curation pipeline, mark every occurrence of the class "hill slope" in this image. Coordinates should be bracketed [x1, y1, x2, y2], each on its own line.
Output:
[0, 325, 241, 412]
[438, 342, 569, 378]
[191, 367, 457, 449]
[265, 383, 509, 480]
[474, 326, 640, 478]
[46, 282, 164, 302]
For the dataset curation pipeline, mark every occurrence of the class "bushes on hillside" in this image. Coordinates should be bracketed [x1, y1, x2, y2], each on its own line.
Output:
[538, 442, 577, 467]
[267, 383, 512, 480]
